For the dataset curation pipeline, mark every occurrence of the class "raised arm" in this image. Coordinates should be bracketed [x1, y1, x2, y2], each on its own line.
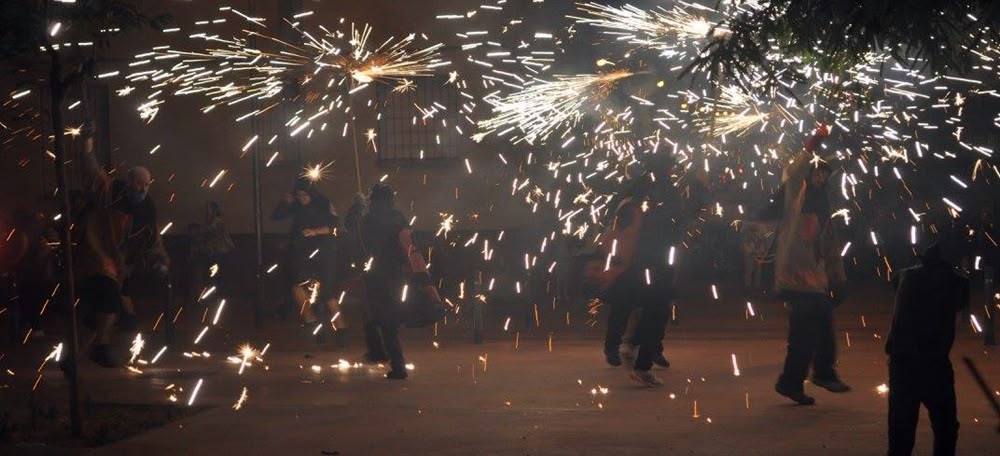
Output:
[271, 196, 294, 221]
[783, 125, 830, 184]
[79, 135, 111, 199]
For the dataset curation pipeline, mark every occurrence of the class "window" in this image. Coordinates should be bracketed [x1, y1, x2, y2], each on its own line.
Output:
[375, 76, 466, 165]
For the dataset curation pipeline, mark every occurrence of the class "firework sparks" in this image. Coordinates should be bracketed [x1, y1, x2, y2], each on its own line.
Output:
[572, 2, 729, 51]
[477, 70, 634, 144]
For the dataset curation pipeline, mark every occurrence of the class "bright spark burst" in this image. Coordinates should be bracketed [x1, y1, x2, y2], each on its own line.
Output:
[301, 161, 334, 182]
[478, 70, 634, 144]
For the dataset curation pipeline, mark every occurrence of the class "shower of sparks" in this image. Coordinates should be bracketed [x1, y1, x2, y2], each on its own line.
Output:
[572, 2, 729, 51]
[124, 10, 449, 141]
[477, 70, 634, 144]
[695, 85, 798, 138]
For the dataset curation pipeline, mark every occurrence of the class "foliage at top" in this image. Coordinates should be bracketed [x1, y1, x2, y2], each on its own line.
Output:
[686, 0, 1000, 94]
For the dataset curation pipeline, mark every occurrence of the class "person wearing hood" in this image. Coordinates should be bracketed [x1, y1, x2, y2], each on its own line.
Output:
[358, 183, 412, 379]
[773, 125, 852, 405]
[595, 154, 707, 386]
[887, 242, 969, 456]
[272, 178, 341, 339]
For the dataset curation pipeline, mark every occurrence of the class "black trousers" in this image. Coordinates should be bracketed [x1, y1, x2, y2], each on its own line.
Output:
[604, 297, 634, 354]
[365, 279, 405, 370]
[364, 323, 404, 370]
[632, 303, 670, 370]
[777, 291, 837, 390]
[887, 357, 958, 456]
[602, 269, 670, 370]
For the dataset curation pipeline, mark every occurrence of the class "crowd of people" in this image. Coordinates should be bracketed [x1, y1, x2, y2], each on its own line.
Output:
[587, 126, 972, 455]
[0, 124, 980, 453]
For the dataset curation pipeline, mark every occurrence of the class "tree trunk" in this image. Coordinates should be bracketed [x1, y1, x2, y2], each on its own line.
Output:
[49, 48, 83, 439]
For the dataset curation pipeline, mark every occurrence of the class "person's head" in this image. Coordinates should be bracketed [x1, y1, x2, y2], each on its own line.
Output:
[809, 163, 832, 188]
[368, 183, 394, 211]
[920, 241, 951, 266]
[292, 178, 315, 206]
[351, 192, 366, 207]
[127, 166, 152, 203]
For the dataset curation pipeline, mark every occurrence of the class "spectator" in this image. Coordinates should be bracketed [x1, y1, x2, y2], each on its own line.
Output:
[887, 242, 969, 456]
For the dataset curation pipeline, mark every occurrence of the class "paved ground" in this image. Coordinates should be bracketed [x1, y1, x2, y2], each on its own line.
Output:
[4, 290, 999, 455]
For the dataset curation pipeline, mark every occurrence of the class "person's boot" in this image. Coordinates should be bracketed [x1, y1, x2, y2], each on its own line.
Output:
[775, 383, 815, 405]
[386, 362, 408, 380]
[363, 323, 388, 362]
[811, 376, 851, 393]
[652, 353, 670, 368]
[604, 348, 622, 367]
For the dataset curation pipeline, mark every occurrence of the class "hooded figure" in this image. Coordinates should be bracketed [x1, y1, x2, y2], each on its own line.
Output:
[272, 178, 340, 331]
[359, 183, 411, 379]
[886, 242, 969, 456]
[594, 154, 707, 386]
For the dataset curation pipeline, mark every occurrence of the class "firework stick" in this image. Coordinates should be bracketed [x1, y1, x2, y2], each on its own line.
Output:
[962, 357, 1000, 432]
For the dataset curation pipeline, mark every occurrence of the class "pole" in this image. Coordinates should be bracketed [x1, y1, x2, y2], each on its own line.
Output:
[163, 278, 175, 344]
[961, 357, 1000, 432]
[251, 142, 264, 330]
[349, 80, 363, 194]
[984, 267, 996, 346]
[249, 0, 264, 330]
[48, 48, 82, 438]
[472, 270, 483, 344]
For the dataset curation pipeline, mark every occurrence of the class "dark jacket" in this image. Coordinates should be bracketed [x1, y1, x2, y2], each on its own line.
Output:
[887, 257, 970, 359]
[360, 207, 409, 323]
[111, 180, 169, 270]
[271, 193, 338, 238]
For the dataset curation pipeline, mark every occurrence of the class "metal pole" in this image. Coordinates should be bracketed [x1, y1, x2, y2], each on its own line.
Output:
[252, 143, 264, 330]
[163, 278, 175, 344]
[49, 49, 82, 437]
[984, 267, 996, 346]
[472, 270, 483, 344]
[249, 0, 264, 330]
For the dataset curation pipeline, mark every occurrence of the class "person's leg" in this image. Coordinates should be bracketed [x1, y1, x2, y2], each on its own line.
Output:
[923, 361, 959, 456]
[603, 297, 633, 363]
[778, 296, 820, 391]
[633, 302, 669, 371]
[90, 276, 123, 368]
[622, 309, 639, 347]
[812, 295, 840, 381]
[292, 284, 316, 323]
[382, 324, 407, 379]
[320, 248, 343, 328]
[887, 360, 921, 456]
